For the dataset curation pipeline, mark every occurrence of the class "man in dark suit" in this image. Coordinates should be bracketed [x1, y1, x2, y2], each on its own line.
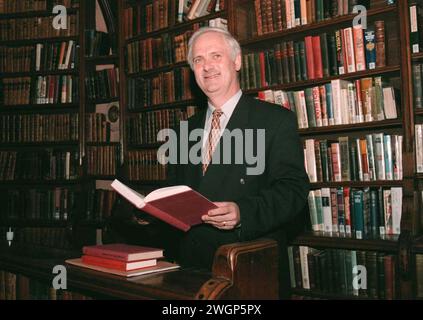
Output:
[110, 27, 309, 298]
[166, 27, 310, 298]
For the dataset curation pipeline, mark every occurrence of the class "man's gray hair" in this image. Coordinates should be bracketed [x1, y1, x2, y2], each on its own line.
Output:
[187, 27, 242, 70]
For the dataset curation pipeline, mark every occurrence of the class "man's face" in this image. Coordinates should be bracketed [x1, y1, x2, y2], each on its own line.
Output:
[191, 32, 241, 103]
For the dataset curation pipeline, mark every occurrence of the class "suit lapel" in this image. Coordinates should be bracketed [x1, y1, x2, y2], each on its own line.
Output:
[184, 108, 207, 189]
[198, 95, 251, 198]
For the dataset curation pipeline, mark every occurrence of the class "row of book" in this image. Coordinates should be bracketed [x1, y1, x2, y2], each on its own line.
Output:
[253, 0, 393, 36]
[257, 77, 398, 129]
[0, 150, 79, 181]
[86, 145, 119, 176]
[13, 227, 73, 250]
[0, 271, 91, 300]
[0, 46, 33, 73]
[1, 188, 76, 221]
[34, 40, 77, 71]
[410, 1, 423, 54]
[52, 0, 80, 8]
[308, 187, 402, 238]
[0, 271, 17, 300]
[127, 67, 194, 109]
[127, 106, 198, 145]
[86, 114, 117, 143]
[126, 17, 226, 74]
[84, 187, 116, 222]
[0, 77, 31, 105]
[0, 113, 79, 143]
[0, 41, 78, 74]
[304, 134, 403, 183]
[240, 22, 386, 90]
[127, 33, 175, 74]
[2, 75, 78, 106]
[123, 0, 173, 36]
[412, 63, 423, 109]
[0, 15, 79, 41]
[122, 0, 225, 39]
[85, 103, 120, 143]
[183, 0, 224, 21]
[288, 246, 397, 299]
[34, 74, 79, 104]
[0, 0, 79, 14]
[0, 0, 47, 13]
[84, 30, 113, 58]
[85, 67, 119, 101]
[127, 150, 167, 181]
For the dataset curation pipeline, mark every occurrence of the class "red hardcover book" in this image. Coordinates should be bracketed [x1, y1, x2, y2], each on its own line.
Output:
[66, 258, 180, 278]
[81, 255, 157, 271]
[312, 35, 323, 79]
[111, 179, 217, 231]
[304, 36, 315, 79]
[82, 243, 164, 262]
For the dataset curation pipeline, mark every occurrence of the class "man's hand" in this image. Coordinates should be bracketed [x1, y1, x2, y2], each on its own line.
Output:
[202, 202, 241, 230]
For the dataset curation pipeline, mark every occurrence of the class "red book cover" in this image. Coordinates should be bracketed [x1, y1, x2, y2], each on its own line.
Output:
[259, 51, 266, 87]
[66, 258, 180, 278]
[312, 35, 323, 79]
[82, 243, 164, 262]
[304, 36, 315, 79]
[111, 179, 217, 232]
[81, 254, 157, 271]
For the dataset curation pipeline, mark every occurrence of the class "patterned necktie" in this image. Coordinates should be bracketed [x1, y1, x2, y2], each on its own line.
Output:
[202, 110, 223, 175]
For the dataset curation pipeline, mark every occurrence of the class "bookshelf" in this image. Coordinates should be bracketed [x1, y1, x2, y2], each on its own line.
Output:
[230, 0, 418, 299]
[410, 0, 423, 300]
[0, 0, 122, 255]
[0, 0, 83, 257]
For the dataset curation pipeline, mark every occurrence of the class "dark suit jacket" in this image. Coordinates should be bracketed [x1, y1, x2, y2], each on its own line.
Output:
[167, 94, 310, 297]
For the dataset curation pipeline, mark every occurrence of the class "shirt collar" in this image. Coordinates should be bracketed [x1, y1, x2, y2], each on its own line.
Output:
[207, 90, 242, 118]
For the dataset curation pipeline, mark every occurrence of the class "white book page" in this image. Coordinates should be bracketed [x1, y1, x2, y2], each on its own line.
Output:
[145, 185, 191, 202]
[111, 179, 146, 208]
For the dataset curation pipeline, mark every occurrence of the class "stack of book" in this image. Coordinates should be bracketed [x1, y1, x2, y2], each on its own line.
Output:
[66, 243, 180, 277]
[81, 243, 164, 271]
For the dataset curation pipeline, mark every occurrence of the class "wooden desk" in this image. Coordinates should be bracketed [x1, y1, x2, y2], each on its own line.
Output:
[0, 239, 279, 300]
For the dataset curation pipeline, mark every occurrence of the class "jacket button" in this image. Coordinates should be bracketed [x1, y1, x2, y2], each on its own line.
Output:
[240, 178, 245, 184]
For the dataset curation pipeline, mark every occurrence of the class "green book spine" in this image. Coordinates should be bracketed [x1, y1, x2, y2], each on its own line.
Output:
[413, 63, 423, 109]
[320, 33, 330, 77]
[305, 88, 316, 127]
[299, 41, 308, 80]
[294, 42, 302, 81]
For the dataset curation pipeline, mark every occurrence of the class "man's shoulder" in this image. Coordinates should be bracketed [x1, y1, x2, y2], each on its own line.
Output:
[242, 95, 295, 123]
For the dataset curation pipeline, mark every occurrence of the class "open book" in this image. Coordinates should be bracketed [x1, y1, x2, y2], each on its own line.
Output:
[111, 179, 217, 231]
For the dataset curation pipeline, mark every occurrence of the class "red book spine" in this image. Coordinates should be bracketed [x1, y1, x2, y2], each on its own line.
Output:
[82, 255, 128, 270]
[259, 51, 266, 87]
[83, 248, 130, 261]
[304, 36, 315, 79]
[312, 35, 323, 78]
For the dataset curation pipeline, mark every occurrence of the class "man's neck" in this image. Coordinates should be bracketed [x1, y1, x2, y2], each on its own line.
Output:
[208, 88, 241, 109]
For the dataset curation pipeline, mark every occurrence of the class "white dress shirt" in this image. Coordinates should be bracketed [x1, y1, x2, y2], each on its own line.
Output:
[202, 90, 242, 150]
